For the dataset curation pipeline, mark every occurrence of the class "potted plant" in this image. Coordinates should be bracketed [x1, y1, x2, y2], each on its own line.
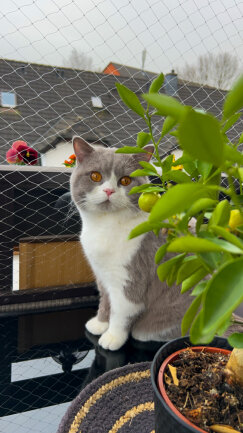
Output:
[115, 73, 243, 432]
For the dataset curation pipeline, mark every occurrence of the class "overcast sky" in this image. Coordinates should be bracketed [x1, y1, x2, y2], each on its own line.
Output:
[0, 0, 242, 73]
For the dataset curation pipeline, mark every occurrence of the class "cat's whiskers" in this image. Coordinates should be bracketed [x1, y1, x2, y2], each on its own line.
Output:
[62, 202, 78, 222]
[74, 198, 88, 211]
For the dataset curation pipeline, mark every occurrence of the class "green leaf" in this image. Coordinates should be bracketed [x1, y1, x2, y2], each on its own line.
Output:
[161, 116, 177, 137]
[201, 257, 243, 334]
[115, 146, 149, 154]
[188, 198, 217, 217]
[239, 132, 243, 145]
[170, 130, 179, 137]
[176, 214, 191, 232]
[199, 251, 226, 271]
[139, 161, 158, 173]
[221, 112, 241, 133]
[197, 161, 213, 180]
[172, 153, 194, 167]
[201, 234, 243, 255]
[167, 235, 243, 254]
[149, 183, 212, 223]
[228, 333, 243, 348]
[204, 170, 221, 201]
[172, 153, 198, 179]
[116, 83, 145, 118]
[149, 73, 164, 94]
[183, 160, 198, 177]
[209, 199, 230, 227]
[129, 221, 173, 239]
[162, 154, 173, 173]
[216, 315, 232, 336]
[143, 93, 185, 120]
[166, 263, 180, 286]
[196, 213, 205, 234]
[223, 74, 243, 120]
[163, 170, 192, 184]
[238, 167, 243, 183]
[137, 132, 152, 148]
[181, 267, 208, 293]
[129, 184, 165, 195]
[210, 225, 243, 251]
[224, 144, 243, 164]
[178, 109, 225, 167]
[130, 168, 156, 177]
[177, 256, 202, 284]
[157, 254, 186, 282]
[235, 224, 243, 234]
[155, 243, 169, 264]
[190, 311, 216, 344]
[191, 280, 208, 296]
[181, 294, 202, 336]
[128, 221, 152, 238]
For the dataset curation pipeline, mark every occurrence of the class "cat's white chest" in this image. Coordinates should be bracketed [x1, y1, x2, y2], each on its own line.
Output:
[80, 211, 146, 290]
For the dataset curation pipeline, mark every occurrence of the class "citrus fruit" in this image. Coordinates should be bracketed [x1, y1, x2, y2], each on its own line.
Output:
[138, 192, 160, 213]
[228, 209, 243, 231]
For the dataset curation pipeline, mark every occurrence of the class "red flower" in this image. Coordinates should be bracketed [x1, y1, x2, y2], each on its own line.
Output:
[6, 141, 38, 165]
[12, 141, 28, 151]
[6, 147, 20, 164]
[21, 146, 38, 165]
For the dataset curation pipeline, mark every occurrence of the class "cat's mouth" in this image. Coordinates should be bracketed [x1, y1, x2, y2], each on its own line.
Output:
[97, 196, 119, 211]
[100, 198, 113, 207]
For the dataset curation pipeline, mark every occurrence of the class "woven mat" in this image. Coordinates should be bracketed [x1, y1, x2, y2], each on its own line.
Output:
[57, 362, 155, 433]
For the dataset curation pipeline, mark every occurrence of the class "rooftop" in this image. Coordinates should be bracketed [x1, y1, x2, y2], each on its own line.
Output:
[0, 59, 241, 164]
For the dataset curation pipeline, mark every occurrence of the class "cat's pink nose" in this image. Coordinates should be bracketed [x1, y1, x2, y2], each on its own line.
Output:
[103, 188, 115, 197]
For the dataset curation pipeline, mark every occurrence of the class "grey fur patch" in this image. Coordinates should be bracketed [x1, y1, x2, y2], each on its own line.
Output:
[124, 231, 191, 341]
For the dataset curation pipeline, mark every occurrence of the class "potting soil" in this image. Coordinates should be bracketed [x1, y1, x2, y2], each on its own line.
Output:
[165, 348, 243, 432]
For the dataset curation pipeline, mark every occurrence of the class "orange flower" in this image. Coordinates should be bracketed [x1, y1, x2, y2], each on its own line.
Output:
[63, 154, 76, 167]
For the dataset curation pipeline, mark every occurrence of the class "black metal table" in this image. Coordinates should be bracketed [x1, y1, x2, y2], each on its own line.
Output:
[0, 306, 162, 433]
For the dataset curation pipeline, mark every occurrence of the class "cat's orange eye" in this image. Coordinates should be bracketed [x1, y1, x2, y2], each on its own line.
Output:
[120, 176, 132, 186]
[91, 171, 102, 182]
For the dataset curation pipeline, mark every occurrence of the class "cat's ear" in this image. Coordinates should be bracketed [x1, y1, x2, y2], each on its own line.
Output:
[133, 145, 154, 163]
[142, 145, 154, 162]
[73, 136, 94, 163]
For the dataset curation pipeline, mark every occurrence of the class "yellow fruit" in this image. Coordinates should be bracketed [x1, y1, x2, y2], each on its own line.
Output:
[228, 209, 243, 231]
[138, 192, 160, 213]
[225, 348, 243, 387]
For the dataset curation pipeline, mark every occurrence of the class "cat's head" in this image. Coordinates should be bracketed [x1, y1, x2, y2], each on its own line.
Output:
[70, 136, 154, 214]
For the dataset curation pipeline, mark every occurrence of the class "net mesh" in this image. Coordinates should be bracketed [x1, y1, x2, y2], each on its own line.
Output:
[0, 1, 242, 431]
[0, 0, 242, 304]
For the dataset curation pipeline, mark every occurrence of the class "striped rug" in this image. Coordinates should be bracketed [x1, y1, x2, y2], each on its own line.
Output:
[57, 362, 155, 433]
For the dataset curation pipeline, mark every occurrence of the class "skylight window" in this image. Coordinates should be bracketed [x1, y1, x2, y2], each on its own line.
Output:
[1, 91, 17, 108]
[91, 96, 103, 108]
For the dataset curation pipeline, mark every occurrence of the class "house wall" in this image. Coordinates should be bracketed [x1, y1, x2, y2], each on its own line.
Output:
[42, 141, 183, 167]
[173, 149, 182, 160]
[42, 141, 73, 167]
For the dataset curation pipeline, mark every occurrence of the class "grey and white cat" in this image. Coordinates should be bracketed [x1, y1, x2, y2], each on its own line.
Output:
[70, 136, 191, 351]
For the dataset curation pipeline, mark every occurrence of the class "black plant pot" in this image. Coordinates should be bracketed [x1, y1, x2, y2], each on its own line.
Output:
[151, 336, 232, 433]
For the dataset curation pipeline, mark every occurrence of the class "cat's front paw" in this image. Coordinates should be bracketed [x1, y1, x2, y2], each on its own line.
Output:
[98, 330, 128, 351]
[85, 316, 109, 335]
